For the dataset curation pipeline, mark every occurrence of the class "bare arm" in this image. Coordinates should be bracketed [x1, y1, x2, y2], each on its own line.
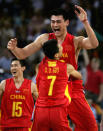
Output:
[0, 80, 6, 105]
[82, 49, 90, 66]
[74, 5, 99, 49]
[67, 64, 82, 80]
[7, 34, 49, 60]
[97, 84, 103, 102]
[31, 82, 38, 100]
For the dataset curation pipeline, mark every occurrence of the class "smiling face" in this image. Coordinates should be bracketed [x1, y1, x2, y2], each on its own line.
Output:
[10, 60, 25, 77]
[51, 15, 69, 37]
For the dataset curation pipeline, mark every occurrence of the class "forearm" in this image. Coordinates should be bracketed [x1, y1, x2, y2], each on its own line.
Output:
[82, 49, 90, 66]
[70, 70, 82, 80]
[34, 92, 38, 100]
[97, 84, 103, 102]
[32, 91, 38, 100]
[11, 47, 27, 60]
[83, 20, 99, 48]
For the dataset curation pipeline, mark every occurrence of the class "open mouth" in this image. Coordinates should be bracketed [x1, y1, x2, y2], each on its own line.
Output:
[54, 29, 60, 32]
[12, 71, 17, 75]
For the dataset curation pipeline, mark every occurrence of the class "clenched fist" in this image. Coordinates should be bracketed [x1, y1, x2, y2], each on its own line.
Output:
[7, 38, 17, 51]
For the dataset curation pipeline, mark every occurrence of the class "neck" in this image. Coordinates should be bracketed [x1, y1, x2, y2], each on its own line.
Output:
[55, 57, 59, 60]
[57, 31, 67, 44]
[13, 76, 24, 83]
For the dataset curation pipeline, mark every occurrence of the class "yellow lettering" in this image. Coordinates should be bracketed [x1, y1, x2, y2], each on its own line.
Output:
[45, 67, 47, 73]
[62, 53, 68, 58]
[49, 68, 52, 73]
[48, 61, 56, 67]
[10, 95, 25, 100]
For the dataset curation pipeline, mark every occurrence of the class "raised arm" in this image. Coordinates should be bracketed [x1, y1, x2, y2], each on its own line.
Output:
[67, 64, 82, 80]
[0, 80, 6, 105]
[7, 34, 49, 60]
[74, 5, 99, 49]
[31, 82, 38, 100]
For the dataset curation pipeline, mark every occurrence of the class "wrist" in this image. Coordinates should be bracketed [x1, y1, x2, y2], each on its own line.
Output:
[82, 19, 88, 23]
[11, 46, 17, 51]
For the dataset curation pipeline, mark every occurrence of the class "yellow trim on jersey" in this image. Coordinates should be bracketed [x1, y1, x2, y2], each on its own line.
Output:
[28, 128, 31, 131]
[65, 84, 71, 103]
[28, 123, 33, 131]
[59, 60, 65, 63]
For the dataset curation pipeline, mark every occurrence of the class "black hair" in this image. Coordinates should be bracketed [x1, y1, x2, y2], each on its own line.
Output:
[11, 58, 25, 67]
[50, 8, 69, 20]
[42, 39, 59, 59]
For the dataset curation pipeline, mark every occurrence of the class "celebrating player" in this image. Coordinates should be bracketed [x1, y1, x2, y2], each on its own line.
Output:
[7, 5, 98, 131]
[0, 58, 38, 131]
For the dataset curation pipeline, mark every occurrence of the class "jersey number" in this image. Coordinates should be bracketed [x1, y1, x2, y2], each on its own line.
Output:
[47, 76, 56, 96]
[12, 102, 22, 117]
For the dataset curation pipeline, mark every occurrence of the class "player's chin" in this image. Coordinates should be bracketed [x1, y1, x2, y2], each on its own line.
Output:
[12, 73, 17, 77]
[54, 32, 61, 37]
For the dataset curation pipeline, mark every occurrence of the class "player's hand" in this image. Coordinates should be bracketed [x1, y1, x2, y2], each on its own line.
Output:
[75, 5, 87, 23]
[7, 38, 17, 51]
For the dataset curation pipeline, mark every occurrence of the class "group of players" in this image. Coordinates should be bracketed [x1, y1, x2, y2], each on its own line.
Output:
[0, 5, 99, 131]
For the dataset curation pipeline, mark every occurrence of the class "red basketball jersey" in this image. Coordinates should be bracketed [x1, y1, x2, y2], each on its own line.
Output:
[36, 57, 70, 107]
[1, 78, 34, 127]
[49, 33, 84, 98]
[49, 33, 77, 70]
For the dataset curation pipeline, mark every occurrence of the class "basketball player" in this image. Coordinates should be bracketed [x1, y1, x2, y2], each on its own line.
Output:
[7, 5, 98, 131]
[0, 58, 38, 131]
[32, 39, 82, 131]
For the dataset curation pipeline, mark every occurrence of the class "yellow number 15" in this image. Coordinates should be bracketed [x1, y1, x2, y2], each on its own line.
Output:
[48, 76, 56, 96]
[12, 102, 22, 117]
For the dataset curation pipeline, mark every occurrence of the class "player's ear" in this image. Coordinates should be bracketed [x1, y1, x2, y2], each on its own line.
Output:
[22, 66, 26, 71]
[54, 53, 59, 59]
[66, 19, 69, 26]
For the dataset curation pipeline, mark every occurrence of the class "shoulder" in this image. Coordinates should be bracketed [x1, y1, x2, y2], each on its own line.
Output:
[67, 64, 74, 70]
[67, 33, 74, 39]
[0, 80, 6, 92]
[39, 33, 49, 39]
[74, 36, 85, 48]
[35, 33, 49, 45]
[74, 36, 85, 44]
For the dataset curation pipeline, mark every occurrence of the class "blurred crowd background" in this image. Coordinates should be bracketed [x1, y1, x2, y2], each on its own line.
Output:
[0, 0, 103, 130]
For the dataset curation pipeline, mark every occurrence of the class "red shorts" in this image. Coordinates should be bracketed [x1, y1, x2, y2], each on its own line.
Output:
[32, 106, 72, 131]
[67, 97, 98, 131]
[2, 127, 31, 131]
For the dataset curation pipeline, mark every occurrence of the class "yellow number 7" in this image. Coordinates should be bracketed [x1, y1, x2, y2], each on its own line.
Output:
[48, 76, 56, 96]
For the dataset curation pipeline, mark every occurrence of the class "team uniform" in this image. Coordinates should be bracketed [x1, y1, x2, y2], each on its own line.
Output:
[1, 78, 34, 131]
[49, 33, 98, 131]
[32, 57, 72, 131]
[0, 109, 1, 131]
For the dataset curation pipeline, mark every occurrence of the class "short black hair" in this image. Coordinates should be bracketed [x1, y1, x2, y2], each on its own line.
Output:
[11, 58, 25, 67]
[50, 8, 69, 20]
[42, 39, 59, 59]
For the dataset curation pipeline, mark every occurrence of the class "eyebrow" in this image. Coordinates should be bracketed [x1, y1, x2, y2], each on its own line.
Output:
[51, 20, 62, 22]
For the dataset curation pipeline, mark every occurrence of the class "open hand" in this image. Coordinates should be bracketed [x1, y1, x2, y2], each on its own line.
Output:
[75, 5, 87, 23]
